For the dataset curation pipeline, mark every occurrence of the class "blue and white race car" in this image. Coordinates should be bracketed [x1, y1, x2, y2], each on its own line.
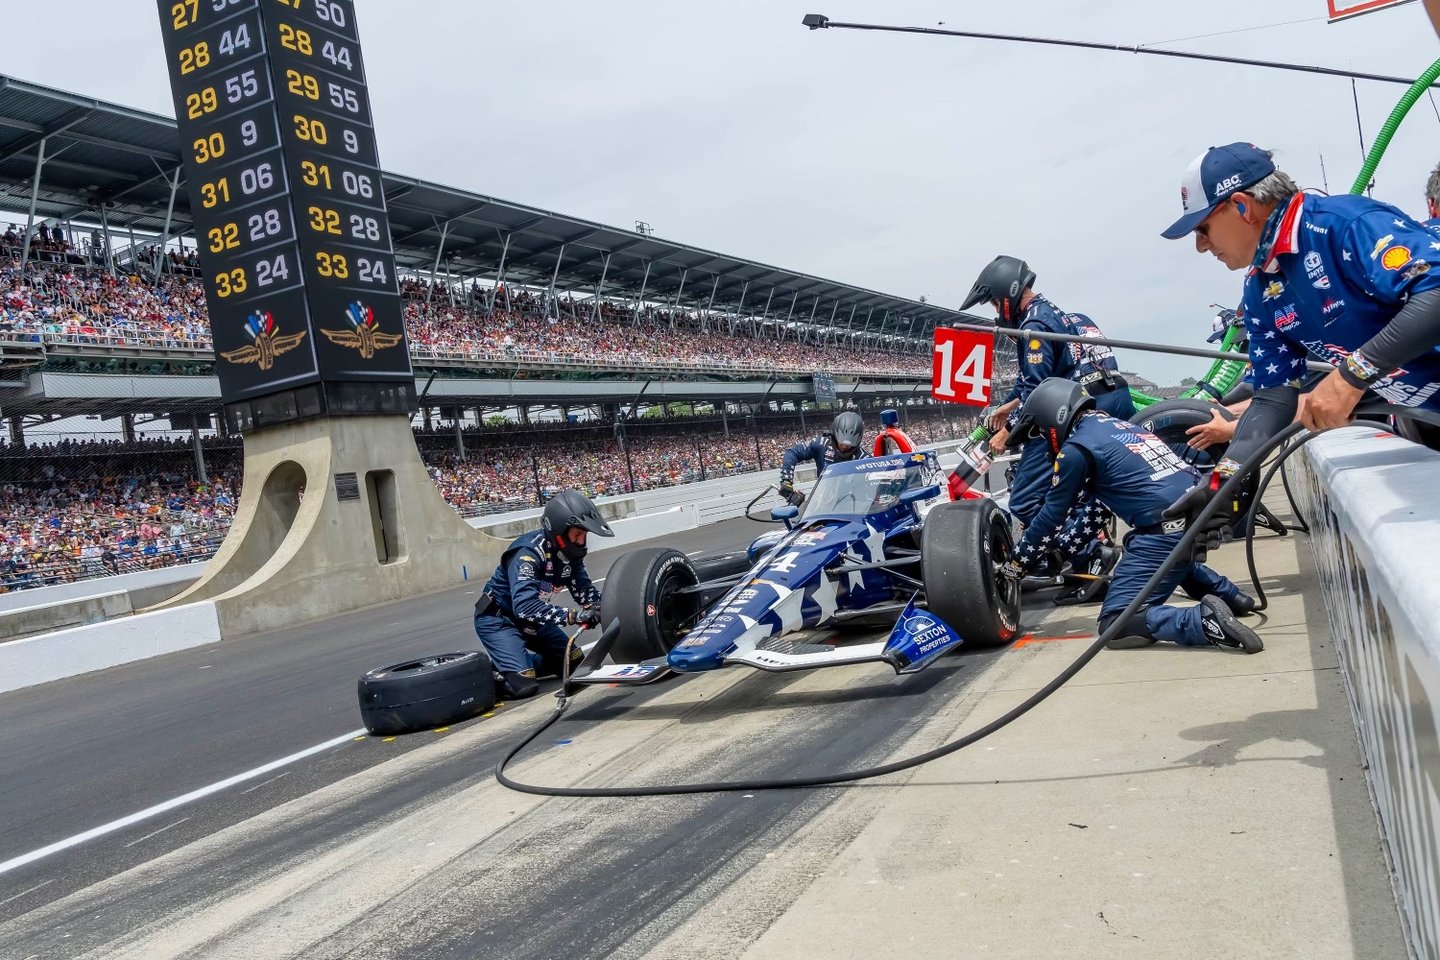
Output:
[571, 449, 1022, 686]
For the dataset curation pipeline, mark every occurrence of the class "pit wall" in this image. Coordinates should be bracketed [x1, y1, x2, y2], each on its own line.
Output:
[1292, 426, 1440, 960]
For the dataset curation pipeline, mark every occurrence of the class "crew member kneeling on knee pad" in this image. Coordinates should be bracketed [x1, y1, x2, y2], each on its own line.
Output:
[474, 489, 614, 699]
[997, 378, 1262, 654]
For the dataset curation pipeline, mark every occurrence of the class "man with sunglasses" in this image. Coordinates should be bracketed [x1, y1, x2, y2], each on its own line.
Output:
[1161, 142, 1440, 553]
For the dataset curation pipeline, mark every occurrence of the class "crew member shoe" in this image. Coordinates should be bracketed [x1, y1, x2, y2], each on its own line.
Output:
[1222, 591, 1258, 617]
[1199, 596, 1264, 653]
[499, 670, 540, 700]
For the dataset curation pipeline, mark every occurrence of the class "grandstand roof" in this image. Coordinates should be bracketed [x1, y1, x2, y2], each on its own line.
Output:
[0, 75, 959, 341]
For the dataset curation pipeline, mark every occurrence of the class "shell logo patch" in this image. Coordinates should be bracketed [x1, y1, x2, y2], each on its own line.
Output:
[1381, 246, 1412, 271]
[1028, 339, 1041, 350]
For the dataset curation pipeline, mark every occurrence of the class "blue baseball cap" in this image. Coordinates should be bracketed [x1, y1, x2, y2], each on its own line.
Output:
[1161, 142, 1276, 239]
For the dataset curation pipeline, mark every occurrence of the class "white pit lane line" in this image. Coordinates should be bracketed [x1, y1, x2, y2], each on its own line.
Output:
[0, 728, 366, 877]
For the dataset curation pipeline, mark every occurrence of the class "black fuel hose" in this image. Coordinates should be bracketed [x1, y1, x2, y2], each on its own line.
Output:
[495, 404, 1435, 797]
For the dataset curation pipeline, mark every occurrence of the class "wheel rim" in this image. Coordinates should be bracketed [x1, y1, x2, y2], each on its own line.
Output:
[991, 519, 1021, 613]
[654, 568, 702, 650]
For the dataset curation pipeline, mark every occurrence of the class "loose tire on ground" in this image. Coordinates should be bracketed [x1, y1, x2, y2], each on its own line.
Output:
[601, 547, 702, 662]
[357, 650, 496, 735]
[921, 499, 1021, 648]
[1136, 398, 1235, 467]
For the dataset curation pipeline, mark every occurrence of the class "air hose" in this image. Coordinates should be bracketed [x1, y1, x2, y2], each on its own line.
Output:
[1129, 325, 1250, 410]
[496, 416, 1332, 799]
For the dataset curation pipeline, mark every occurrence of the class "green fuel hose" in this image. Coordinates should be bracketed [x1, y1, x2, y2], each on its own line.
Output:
[1350, 56, 1440, 196]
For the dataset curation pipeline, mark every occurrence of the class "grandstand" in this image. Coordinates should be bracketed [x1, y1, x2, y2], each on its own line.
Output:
[0, 74, 1015, 593]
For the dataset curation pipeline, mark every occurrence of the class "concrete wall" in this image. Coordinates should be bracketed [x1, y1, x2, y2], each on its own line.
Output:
[1293, 427, 1440, 960]
[0, 601, 222, 694]
[0, 564, 198, 614]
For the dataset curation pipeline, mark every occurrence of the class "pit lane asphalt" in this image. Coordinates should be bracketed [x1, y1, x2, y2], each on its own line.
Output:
[0, 513, 1047, 958]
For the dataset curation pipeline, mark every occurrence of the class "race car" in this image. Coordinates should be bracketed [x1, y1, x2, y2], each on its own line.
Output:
[570, 449, 1022, 686]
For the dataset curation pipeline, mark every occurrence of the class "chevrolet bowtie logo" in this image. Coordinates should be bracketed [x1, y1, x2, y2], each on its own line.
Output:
[220, 311, 306, 370]
[320, 300, 402, 358]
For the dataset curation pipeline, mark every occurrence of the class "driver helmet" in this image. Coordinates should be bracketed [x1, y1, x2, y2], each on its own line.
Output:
[831, 411, 864, 458]
[1005, 377, 1094, 455]
[541, 489, 614, 562]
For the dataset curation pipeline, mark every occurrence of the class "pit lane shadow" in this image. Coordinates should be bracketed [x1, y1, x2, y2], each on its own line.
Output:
[562, 658, 975, 724]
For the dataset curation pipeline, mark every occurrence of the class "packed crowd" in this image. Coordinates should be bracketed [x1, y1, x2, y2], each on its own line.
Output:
[1, 259, 211, 347]
[1, 258, 928, 375]
[0, 435, 242, 593]
[1, 413, 960, 590]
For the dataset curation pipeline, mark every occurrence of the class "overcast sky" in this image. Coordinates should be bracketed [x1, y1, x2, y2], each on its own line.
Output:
[5, 0, 1440, 382]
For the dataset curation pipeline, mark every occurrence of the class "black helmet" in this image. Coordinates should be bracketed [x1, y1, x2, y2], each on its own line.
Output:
[831, 411, 864, 452]
[541, 489, 614, 562]
[1006, 377, 1093, 453]
[960, 255, 1036, 323]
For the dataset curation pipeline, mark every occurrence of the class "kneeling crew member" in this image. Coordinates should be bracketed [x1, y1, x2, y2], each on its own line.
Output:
[778, 410, 864, 506]
[474, 489, 614, 699]
[1000, 379, 1262, 653]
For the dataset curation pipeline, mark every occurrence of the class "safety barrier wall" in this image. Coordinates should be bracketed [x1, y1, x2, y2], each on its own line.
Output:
[1292, 427, 1440, 960]
[0, 601, 222, 695]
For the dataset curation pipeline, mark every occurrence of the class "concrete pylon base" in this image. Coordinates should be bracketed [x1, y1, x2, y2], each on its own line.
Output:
[155, 415, 505, 637]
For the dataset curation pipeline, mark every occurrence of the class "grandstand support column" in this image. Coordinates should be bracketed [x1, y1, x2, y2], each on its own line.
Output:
[121, 414, 136, 444]
[631, 260, 650, 325]
[721, 404, 729, 439]
[591, 253, 611, 323]
[729, 282, 749, 335]
[153, 415, 509, 636]
[18, 136, 46, 273]
[486, 232, 510, 315]
[7, 416, 24, 448]
[703, 275, 719, 333]
[798, 403, 806, 433]
[548, 243, 567, 320]
[454, 414, 466, 462]
[191, 426, 208, 483]
[98, 203, 115, 276]
[668, 267, 688, 328]
[761, 287, 775, 335]
[155, 165, 181, 281]
[427, 219, 450, 305]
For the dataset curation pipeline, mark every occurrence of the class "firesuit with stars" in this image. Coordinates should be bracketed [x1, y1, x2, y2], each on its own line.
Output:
[961, 256, 1137, 529]
[1002, 379, 1262, 653]
[473, 489, 613, 699]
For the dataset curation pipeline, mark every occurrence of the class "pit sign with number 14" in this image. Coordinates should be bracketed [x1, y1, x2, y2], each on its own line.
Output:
[932, 327, 992, 406]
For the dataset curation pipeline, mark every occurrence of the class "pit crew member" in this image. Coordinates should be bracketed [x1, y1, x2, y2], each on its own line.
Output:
[1161, 143, 1440, 549]
[778, 410, 865, 507]
[961, 256, 1136, 528]
[1000, 378, 1261, 653]
[473, 489, 614, 699]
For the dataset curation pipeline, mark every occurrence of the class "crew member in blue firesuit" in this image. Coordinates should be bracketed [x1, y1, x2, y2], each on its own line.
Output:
[1161, 143, 1440, 547]
[473, 489, 614, 699]
[961, 256, 1135, 597]
[777, 410, 865, 506]
[998, 378, 1261, 652]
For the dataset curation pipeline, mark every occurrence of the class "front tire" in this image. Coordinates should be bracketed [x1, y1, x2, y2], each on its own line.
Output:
[600, 548, 703, 662]
[921, 500, 1021, 648]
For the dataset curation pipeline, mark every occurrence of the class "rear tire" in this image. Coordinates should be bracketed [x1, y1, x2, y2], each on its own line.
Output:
[921, 500, 1021, 648]
[601, 548, 702, 662]
[1136, 398, 1234, 467]
[357, 650, 496, 736]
